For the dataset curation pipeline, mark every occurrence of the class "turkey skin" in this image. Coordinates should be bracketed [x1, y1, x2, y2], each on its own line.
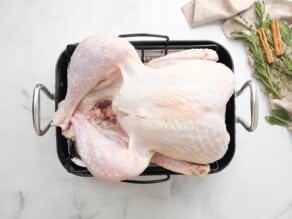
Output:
[53, 35, 235, 181]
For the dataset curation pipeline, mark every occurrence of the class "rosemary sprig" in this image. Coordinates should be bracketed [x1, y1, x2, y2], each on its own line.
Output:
[232, 0, 292, 128]
[279, 19, 292, 46]
[232, 31, 281, 98]
[255, 0, 266, 28]
[255, 1, 273, 44]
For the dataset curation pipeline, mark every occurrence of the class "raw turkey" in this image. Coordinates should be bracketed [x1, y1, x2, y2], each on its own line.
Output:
[53, 35, 235, 181]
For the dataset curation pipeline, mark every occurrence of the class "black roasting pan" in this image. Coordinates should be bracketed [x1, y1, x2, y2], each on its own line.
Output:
[32, 34, 258, 183]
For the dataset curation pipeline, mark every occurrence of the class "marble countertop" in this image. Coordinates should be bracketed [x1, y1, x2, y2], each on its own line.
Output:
[1, 0, 292, 218]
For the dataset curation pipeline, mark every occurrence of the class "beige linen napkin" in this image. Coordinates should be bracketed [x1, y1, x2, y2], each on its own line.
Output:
[182, 0, 292, 130]
[182, 0, 255, 27]
[222, 0, 292, 37]
[182, 0, 292, 30]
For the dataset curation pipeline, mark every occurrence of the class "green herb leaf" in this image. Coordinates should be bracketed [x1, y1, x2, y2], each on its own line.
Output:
[279, 20, 292, 46]
[266, 109, 291, 126]
[271, 109, 291, 121]
[265, 116, 288, 125]
[255, 1, 266, 28]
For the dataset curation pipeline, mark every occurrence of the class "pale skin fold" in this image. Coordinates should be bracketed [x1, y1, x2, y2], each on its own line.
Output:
[53, 35, 235, 181]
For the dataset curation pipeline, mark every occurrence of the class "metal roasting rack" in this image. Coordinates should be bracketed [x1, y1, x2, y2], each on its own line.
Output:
[32, 33, 258, 184]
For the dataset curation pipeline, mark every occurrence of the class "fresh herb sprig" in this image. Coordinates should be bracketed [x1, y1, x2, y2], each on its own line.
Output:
[266, 109, 292, 126]
[232, 31, 281, 98]
[279, 19, 292, 46]
[232, 0, 292, 128]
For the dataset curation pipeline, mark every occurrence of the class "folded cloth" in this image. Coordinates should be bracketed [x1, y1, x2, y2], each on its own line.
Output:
[223, 0, 292, 37]
[182, 0, 255, 27]
[182, 0, 292, 130]
[182, 0, 292, 33]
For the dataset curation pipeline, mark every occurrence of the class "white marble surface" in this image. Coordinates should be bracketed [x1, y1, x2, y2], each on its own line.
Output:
[1, 0, 292, 218]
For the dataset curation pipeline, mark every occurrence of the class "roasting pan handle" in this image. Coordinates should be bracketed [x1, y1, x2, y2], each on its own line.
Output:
[122, 174, 170, 184]
[32, 84, 55, 136]
[236, 80, 258, 132]
[119, 33, 169, 55]
[118, 33, 169, 41]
